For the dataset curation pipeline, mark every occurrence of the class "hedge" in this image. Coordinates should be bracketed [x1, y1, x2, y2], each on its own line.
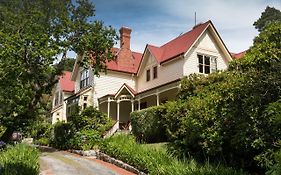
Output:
[131, 105, 167, 143]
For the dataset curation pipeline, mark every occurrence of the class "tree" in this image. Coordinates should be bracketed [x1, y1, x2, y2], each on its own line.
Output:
[0, 0, 118, 141]
[58, 58, 76, 72]
[254, 6, 281, 32]
[229, 22, 281, 71]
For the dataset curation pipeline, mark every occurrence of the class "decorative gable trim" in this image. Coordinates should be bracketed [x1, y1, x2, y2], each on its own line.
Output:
[114, 83, 136, 98]
[136, 45, 159, 76]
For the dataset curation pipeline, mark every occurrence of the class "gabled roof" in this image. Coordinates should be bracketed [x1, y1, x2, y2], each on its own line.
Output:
[114, 83, 136, 98]
[106, 48, 142, 74]
[231, 50, 246, 59]
[59, 71, 74, 92]
[137, 20, 233, 75]
[147, 21, 210, 64]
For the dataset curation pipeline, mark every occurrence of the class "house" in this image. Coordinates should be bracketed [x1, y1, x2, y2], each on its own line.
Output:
[51, 20, 233, 129]
[51, 71, 74, 124]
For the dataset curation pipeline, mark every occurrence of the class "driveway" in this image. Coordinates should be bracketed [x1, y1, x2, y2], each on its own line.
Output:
[39, 148, 135, 175]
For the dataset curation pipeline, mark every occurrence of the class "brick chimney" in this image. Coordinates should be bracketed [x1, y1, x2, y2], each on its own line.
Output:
[119, 27, 131, 49]
[117, 27, 134, 70]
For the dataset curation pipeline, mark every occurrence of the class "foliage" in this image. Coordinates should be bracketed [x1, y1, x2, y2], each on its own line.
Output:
[0, 144, 39, 175]
[0, 125, 6, 138]
[69, 106, 113, 133]
[52, 121, 73, 150]
[99, 134, 246, 175]
[229, 22, 281, 71]
[165, 67, 281, 170]
[69, 129, 101, 150]
[0, 0, 117, 141]
[253, 6, 281, 32]
[58, 58, 76, 72]
[52, 107, 113, 150]
[34, 137, 50, 146]
[131, 105, 167, 143]
[267, 148, 281, 175]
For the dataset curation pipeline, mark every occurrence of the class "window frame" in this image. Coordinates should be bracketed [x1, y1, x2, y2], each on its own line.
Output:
[153, 66, 158, 79]
[197, 54, 215, 74]
[146, 69, 151, 82]
[80, 69, 90, 89]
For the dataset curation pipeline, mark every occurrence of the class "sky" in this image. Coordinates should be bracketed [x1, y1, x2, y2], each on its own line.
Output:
[73, 0, 281, 57]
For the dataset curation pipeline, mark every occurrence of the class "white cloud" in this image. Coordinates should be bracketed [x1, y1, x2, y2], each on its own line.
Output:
[127, 0, 281, 53]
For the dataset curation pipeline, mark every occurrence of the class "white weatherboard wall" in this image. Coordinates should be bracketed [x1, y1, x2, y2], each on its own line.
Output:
[93, 71, 135, 106]
[137, 51, 184, 93]
[183, 29, 228, 76]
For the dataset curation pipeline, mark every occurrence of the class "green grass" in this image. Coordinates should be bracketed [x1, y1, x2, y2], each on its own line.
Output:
[0, 144, 39, 175]
[99, 134, 247, 175]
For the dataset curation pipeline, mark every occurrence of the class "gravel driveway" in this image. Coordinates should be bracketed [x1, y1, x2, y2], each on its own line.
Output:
[39, 149, 135, 175]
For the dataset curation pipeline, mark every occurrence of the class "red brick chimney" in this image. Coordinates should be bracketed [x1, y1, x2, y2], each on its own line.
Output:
[119, 27, 131, 49]
[117, 27, 134, 70]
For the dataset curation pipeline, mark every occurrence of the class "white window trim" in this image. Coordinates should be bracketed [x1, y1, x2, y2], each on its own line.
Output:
[197, 53, 217, 74]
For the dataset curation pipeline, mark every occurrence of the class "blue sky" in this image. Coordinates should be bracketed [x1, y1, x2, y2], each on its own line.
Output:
[87, 0, 281, 55]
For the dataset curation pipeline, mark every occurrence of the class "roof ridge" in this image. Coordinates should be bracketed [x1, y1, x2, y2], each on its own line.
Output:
[159, 20, 210, 49]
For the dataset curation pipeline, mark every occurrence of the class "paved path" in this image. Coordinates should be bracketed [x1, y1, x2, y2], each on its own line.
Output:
[40, 149, 135, 175]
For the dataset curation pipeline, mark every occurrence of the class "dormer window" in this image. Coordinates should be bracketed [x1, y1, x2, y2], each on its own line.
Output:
[198, 54, 210, 74]
[80, 69, 89, 89]
[153, 66, 158, 79]
[146, 69, 150, 82]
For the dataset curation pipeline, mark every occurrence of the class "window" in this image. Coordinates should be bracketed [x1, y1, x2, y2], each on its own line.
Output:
[80, 69, 90, 89]
[153, 66, 158, 79]
[54, 92, 59, 106]
[211, 57, 217, 72]
[198, 54, 210, 74]
[146, 69, 150, 82]
[83, 103, 87, 109]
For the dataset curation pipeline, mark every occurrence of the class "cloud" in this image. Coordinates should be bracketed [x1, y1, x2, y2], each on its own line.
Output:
[93, 0, 281, 54]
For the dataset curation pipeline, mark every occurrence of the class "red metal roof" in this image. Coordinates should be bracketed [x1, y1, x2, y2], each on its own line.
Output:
[147, 21, 210, 64]
[106, 48, 142, 74]
[231, 51, 246, 59]
[101, 20, 212, 74]
[59, 71, 75, 92]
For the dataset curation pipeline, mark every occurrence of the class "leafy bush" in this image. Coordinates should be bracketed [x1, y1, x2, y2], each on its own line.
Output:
[165, 67, 281, 171]
[34, 137, 50, 146]
[267, 148, 281, 175]
[52, 121, 73, 150]
[99, 134, 246, 175]
[131, 105, 167, 143]
[52, 107, 113, 150]
[68, 106, 113, 133]
[69, 129, 101, 150]
[0, 144, 39, 175]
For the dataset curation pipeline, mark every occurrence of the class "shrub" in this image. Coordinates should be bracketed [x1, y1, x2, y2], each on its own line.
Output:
[99, 134, 246, 175]
[69, 129, 101, 150]
[34, 137, 50, 146]
[267, 148, 281, 175]
[52, 107, 113, 150]
[0, 144, 39, 175]
[68, 106, 113, 133]
[52, 121, 73, 150]
[165, 68, 281, 172]
[131, 105, 167, 143]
